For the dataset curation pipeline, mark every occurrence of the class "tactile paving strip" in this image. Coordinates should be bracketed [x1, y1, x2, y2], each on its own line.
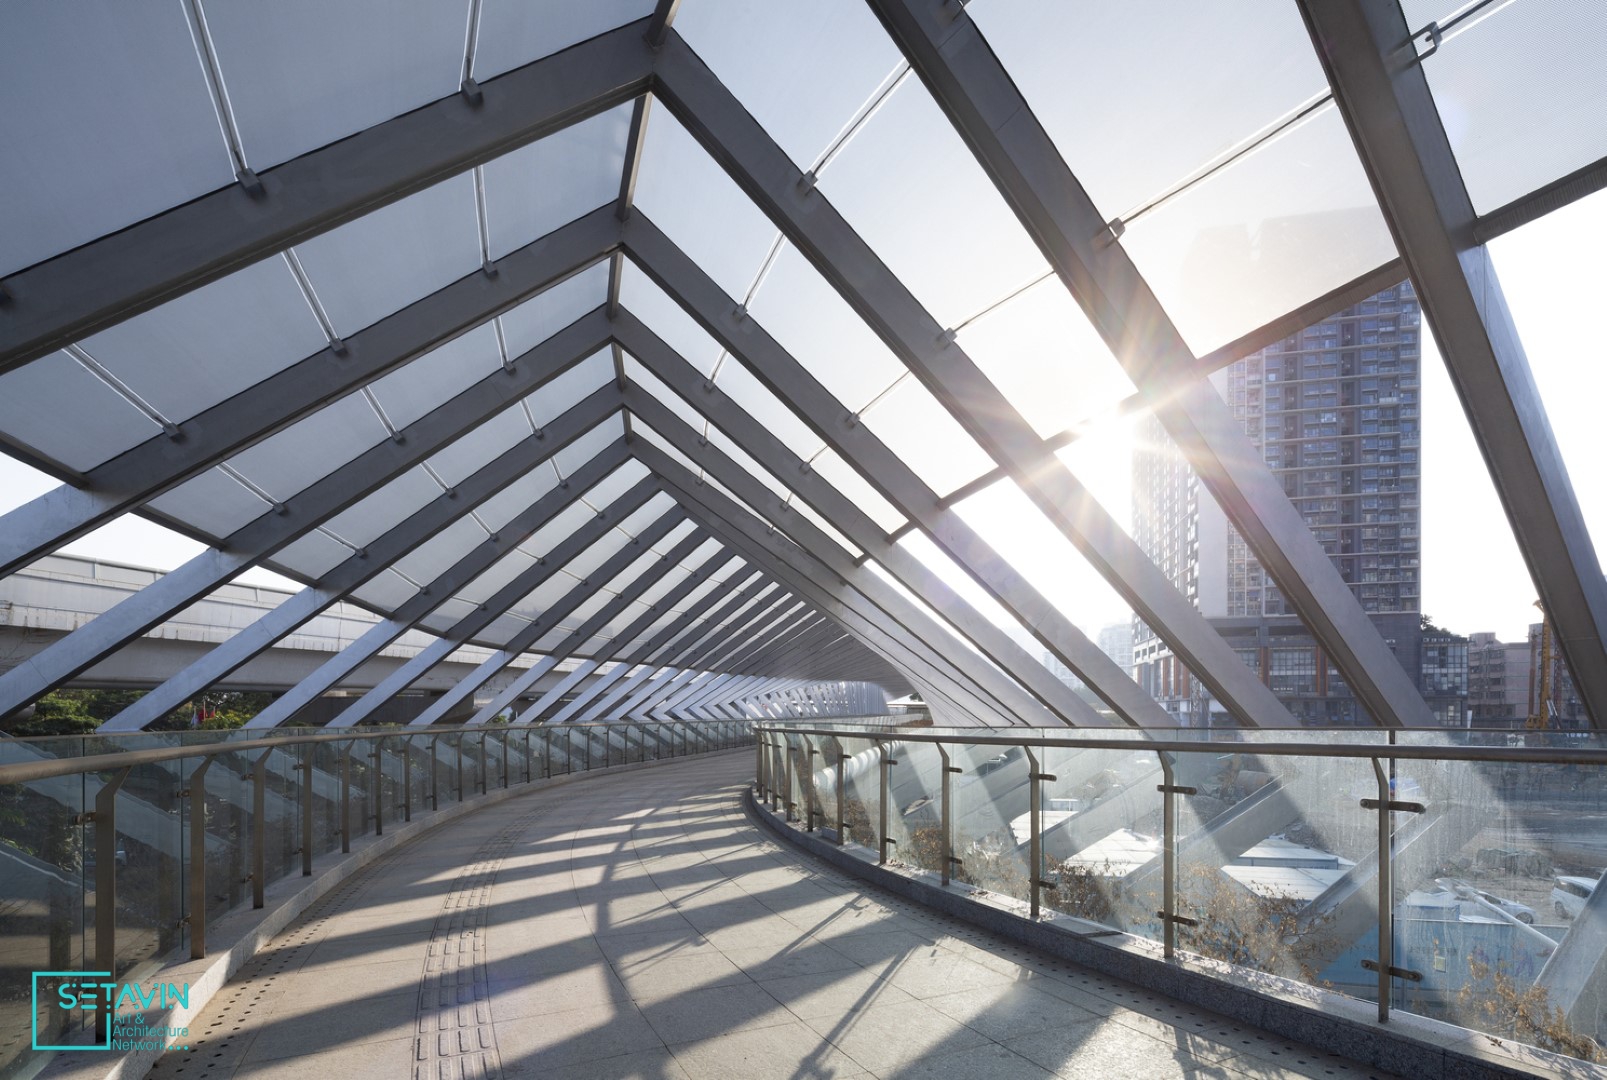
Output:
[411, 806, 544, 1080]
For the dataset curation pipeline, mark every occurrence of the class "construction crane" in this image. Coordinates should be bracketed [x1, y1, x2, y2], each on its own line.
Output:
[1526, 599, 1554, 730]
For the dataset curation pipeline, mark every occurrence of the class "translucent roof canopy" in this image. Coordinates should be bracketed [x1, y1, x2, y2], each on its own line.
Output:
[0, 0, 1603, 733]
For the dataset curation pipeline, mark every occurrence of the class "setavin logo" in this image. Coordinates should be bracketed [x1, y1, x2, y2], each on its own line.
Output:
[31, 972, 192, 1052]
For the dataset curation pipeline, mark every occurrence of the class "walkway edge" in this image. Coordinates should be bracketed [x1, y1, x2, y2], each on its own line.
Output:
[41, 748, 748, 1080]
[743, 787, 1591, 1080]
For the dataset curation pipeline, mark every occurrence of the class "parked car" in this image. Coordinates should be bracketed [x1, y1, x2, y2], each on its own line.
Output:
[1434, 878, 1536, 923]
[1552, 875, 1598, 919]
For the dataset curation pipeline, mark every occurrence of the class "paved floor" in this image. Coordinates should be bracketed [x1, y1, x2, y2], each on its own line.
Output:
[147, 752, 1399, 1080]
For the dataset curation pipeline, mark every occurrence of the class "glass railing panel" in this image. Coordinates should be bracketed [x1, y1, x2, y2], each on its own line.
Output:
[307, 742, 343, 859]
[0, 768, 86, 1075]
[837, 736, 879, 853]
[260, 744, 301, 888]
[1393, 754, 1605, 1061]
[948, 739, 1033, 907]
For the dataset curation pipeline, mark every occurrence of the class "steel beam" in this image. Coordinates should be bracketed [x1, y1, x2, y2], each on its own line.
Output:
[640, 444, 996, 724]
[619, 219, 1166, 726]
[1298, 0, 1607, 728]
[652, 33, 1293, 729]
[619, 312, 1105, 726]
[375, 507, 689, 727]
[633, 421, 1048, 723]
[0, 215, 618, 580]
[240, 473, 659, 728]
[0, 324, 616, 720]
[95, 410, 625, 731]
[0, 23, 653, 371]
[865, 0, 1433, 728]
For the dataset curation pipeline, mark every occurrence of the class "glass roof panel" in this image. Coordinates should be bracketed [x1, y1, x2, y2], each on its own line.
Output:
[0, 0, 234, 277]
[1420, 0, 1607, 214]
[807, 449, 905, 533]
[147, 468, 272, 541]
[269, 530, 355, 581]
[473, 468, 561, 534]
[500, 262, 611, 358]
[523, 350, 613, 430]
[1120, 104, 1396, 356]
[321, 467, 444, 548]
[476, 612, 532, 646]
[971, 0, 1329, 224]
[705, 427, 790, 501]
[522, 501, 598, 562]
[785, 498, 862, 561]
[898, 531, 1032, 642]
[424, 407, 532, 488]
[472, 0, 654, 81]
[816, 79, 1049, 330]
[953, 476, 1135, 640]
[675, 0, 900, 171]
[618, 260, 727, 378]
[482, 103, 632, 259]
[579, 461, 652, 511]
[632, 110, 779, 303]
[510, 571, 577, 622]
[630, 423, 702, 476]
[390, 515, 488, 588]
[635, 565, 690, 608]
[955, 276, 1136, 441]
[864, 558, 979, 660]
[349, 568, 421, 613]
[226, 391, 390, 501]
[369, 323, 503, 431]
[745, 246, 906, 412]
[82, 257, 329, 424]
[0, 352, 162, 472]
[291, 174, 481, 338]
[683, 537, 725, 571]
[649, 519, 700, 556]
[622, 354, 709, 434]
[203, 0, 461, 171]
[858, 376, 995, 497]
[711, 359, 821, 460]
[614, 493, 678, 540]
[554, 414, 626, 477]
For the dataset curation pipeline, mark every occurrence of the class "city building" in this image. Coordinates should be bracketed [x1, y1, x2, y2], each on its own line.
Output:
[1133, 283, 1466, 726]
[1467, 631, 1529, 726]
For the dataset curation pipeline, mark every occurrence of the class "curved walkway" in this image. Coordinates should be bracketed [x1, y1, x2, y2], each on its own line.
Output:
[145, 753, 1396, 1080]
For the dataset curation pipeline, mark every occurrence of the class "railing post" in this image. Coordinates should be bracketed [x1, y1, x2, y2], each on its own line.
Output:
[756, 732, 766, 798]
[877, 740, 897, 865]
[544, 729, 553, 779]
[1373, 756, 1394, 1022]
[500, 729, 510, 788]
[455, 734, 465, 802]
[585, 728, 593, 771]
[339, 742, 352, 854]
[403, 738, 412, 822]
[771, 738, 784, 811]
[806, 744, 820, 832]
[834, 740, 846, 846]
[301, 751, 314, 876]
[93, 765, 131, 1040]
[1158, 753, 1180, 958]
[936, 743, 958, 886]
[524, 729, 533, 783]
[783, 735, 796, 822]
[371, 737, 384, 837]
[251, 750, 271, 908]
[1024, 747, 1053, 918]
[188, 758, 214, 958]
[429, 735, 441, 811]
[478, 730, 489, 794]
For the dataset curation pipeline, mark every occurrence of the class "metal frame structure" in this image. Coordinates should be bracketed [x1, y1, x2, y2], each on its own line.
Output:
[0, 0, 1600, 740]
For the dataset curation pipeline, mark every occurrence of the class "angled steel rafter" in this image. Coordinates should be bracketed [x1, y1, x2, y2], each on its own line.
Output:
[629, 413, 1053, 725]
[0, 213, 619, 580]
[0, 22, 655, 371]
[861, 0, 1432, 728]
[383, 505, 692, 728]
[554, 566, 769, 724]
[238, 475, 662, 729]
[0, 330, 621, 720]
[639, 443, 994, 725]
[617, 311, 1107, 727]
[616, 219, 1167, 726]
[94, 424, 630, 731]
[652, 31, 1295, 728]
[486, 532, 719, 724]
[536, 555, 748, 723]
[1298, 0, 1607, 728]
[468, 564, 765, 725]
